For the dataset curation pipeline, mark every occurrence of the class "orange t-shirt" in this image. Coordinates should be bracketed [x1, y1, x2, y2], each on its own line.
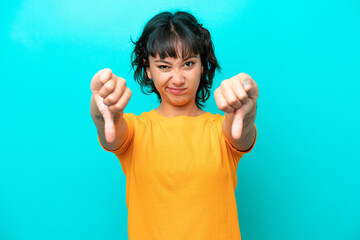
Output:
[98, 110, 257, 240]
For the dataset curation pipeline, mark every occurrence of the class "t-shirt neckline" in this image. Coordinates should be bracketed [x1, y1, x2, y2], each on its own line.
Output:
[149, 109, 212, 121]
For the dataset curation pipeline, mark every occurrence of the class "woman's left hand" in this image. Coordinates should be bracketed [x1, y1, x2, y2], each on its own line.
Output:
[214, 73, 259, 140]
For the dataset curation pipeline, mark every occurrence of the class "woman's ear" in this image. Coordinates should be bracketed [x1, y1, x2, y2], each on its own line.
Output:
[143, 58, 152, 79]
[146, 68, 152, 79]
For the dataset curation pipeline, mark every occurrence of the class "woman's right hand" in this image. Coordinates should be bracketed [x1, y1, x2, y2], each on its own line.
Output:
[90, 68, 132, 143]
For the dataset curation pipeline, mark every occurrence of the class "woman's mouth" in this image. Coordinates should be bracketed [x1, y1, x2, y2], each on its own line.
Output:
[167, 87, 186, 95]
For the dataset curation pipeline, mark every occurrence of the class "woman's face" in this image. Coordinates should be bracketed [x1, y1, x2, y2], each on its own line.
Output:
[146, 51, 203, 109]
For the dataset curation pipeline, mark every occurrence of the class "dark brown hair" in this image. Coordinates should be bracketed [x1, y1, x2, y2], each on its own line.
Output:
[131, 11, 220, 108]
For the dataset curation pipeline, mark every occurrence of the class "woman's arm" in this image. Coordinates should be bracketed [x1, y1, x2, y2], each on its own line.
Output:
[214, 73, 259, 151]
[90, 68, 132, 151]
[222, 104, 257, 151]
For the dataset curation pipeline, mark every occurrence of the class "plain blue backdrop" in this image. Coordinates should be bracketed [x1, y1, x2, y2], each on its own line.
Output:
[1, 0, 359, 239]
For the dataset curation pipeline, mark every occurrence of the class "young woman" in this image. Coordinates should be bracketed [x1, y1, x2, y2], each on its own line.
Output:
[90, 11, 258, 240]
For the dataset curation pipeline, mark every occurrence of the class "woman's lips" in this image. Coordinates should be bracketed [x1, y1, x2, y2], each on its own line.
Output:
[167, 87, 186, 95]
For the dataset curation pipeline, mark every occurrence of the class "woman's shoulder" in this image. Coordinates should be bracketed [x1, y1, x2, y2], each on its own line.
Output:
[123, 111, 150, 121]
[202, 111, 224, 122]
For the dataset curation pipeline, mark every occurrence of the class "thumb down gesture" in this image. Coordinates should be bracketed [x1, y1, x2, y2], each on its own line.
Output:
[90, 68, 132, 144]
[214, 73, 259, 142]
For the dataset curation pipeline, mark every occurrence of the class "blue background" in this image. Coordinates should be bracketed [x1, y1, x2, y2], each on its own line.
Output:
[1, 0, 359, 239]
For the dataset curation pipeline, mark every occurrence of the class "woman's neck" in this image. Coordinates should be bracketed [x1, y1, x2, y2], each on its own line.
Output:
[155, 102, 205, 118]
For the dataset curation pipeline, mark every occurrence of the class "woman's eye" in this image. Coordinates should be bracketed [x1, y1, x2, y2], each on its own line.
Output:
[184, 61, 195, 67]
[158, 65, 169, 69]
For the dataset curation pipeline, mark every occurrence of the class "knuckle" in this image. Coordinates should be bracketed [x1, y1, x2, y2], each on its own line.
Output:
[223, 106, 233, 113]
[115, 101, 124, 110]
[104, 81, 114, 91]
[238, 72, 250, 78]
[220, 81, 229, 87]
[241, 95, 249, 103]
[238, 91, 247, 100]
[99, 69, 112, 83]
[102, 96, 111, 104]
[107, 94, 116, 104]
[103, 68, 112, 74]
[102, 98, 110, 106]
[228, 97, 238, 105]
[214, 88, 220, 98]
[118, 76, 126, 82]
[109, 103, 121, 112]
[99, 89, 107, 98]
[217, 102, 228, 111]
[117, 78, 126, 88]
[108, 105, 116, 112]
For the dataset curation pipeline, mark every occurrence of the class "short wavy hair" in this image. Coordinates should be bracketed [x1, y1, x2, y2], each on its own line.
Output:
[131, 11, 221, 108]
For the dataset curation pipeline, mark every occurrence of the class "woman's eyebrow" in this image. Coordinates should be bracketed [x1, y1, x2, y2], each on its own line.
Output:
[183, 55, 197, 61]
[154, 55, 197, 64]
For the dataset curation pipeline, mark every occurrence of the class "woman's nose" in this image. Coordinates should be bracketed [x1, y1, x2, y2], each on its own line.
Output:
[171, 69, 185, 85]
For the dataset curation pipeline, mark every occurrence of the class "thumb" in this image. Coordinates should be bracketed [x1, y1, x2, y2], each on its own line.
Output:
[102, 110, 116, 144]
[231, 109, 245, 140]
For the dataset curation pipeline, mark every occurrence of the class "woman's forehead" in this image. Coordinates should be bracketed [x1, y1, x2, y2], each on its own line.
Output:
[149, 39, 200, 60]
[150, 52, 200, 61]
